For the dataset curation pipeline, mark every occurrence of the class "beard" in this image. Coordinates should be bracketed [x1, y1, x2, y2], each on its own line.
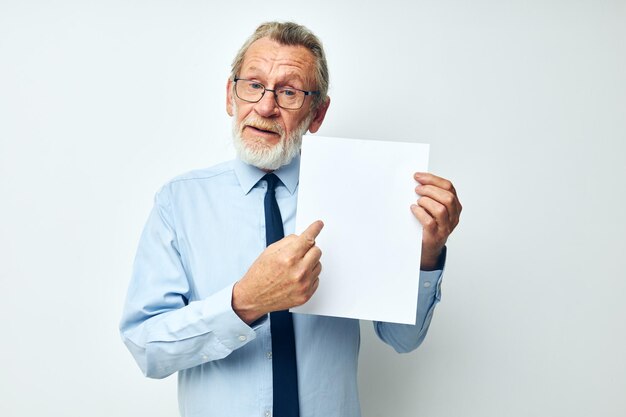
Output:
[232, 103, 314, 171]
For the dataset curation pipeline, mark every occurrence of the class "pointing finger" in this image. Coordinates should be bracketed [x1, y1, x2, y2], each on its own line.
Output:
[292, 220, 324, 255]
[301, 220, 324, 243]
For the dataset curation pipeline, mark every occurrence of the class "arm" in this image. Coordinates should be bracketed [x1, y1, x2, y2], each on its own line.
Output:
[119, 187, 324, 379]
[119, 187, 257, 379]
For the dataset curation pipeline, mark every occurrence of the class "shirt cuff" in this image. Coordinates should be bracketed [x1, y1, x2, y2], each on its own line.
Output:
[198, 282, 259, 352]
[419, 269, 442, 302]
[419, 246, 446, 301]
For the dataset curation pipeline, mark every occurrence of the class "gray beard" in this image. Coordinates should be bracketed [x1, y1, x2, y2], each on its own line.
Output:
[232, 106, 313, 171]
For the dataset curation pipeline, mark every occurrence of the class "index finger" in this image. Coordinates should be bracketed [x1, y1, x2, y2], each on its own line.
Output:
[301, 220, 324, 243]
[269, 221, 323, 253]
[291, 220, 324, 255]
[414, 172, 456, 194]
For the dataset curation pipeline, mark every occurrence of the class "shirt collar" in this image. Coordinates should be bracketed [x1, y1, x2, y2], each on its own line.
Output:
[233, 154, 300, 195]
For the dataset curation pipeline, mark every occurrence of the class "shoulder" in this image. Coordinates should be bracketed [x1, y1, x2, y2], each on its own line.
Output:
[168, 160, 236, 186]
[155, 160, 238, 202]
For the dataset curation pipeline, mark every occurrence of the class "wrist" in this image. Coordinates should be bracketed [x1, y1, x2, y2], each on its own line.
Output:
[231, 281, 263, 324]
[421, 247, 445, 271]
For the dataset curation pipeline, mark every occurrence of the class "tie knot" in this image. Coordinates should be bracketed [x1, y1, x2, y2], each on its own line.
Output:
[263, 173, 281, 192]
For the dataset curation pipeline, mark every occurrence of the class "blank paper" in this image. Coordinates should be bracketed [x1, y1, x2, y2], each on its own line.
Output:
[292, 136, 430, 324]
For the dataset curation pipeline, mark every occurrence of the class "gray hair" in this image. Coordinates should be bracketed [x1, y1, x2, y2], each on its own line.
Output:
[230, 21, 329, 109]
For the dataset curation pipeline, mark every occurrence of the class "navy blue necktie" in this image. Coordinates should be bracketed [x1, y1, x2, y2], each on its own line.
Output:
[263, 173, 300, 417]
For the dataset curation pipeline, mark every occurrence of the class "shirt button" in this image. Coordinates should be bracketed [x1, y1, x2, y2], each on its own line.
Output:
[423, 281, 431, 288]
[201, 355, 209, 361]
[265, 411, 271, 417]
[238, 335, 247, 341]
[266, 351, 272, 359]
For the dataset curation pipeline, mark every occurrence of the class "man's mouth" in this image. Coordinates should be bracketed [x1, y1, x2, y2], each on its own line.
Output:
[246, 125, 279, 135]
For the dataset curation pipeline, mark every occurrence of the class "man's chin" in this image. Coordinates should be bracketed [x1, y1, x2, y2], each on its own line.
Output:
[233, 121, 306, 170]
[235, 141, 283, 170]
[241, 135, 278, 150]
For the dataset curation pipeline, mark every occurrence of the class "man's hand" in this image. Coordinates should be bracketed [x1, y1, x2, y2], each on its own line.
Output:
[232, 221, 324, 324]
[411, 173, 462, 270]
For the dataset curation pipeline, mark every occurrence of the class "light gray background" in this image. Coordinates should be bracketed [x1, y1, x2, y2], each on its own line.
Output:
[1, 1, 624, 416]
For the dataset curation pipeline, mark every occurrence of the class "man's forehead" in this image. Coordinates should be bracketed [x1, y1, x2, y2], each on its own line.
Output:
[240, 37, 316, 82]
[244, 64, 308, 83]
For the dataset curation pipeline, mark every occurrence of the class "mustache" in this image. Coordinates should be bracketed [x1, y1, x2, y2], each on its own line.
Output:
[241, 116, 284, 135]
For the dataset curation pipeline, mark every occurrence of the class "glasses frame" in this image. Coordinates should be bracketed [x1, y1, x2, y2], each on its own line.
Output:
[233, 77, 320, 110]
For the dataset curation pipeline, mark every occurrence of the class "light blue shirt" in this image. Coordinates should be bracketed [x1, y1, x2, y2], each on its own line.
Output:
[120, 155, 443, 417]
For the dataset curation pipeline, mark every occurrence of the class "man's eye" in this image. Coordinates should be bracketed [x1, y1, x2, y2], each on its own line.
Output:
[280, 88, 296, 97]
[249, 82, 264, 90]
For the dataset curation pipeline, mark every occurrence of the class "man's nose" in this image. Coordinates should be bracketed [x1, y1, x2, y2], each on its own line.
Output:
[254, 90, 280, 117]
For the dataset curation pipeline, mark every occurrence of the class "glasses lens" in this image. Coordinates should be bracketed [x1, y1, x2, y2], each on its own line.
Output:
[275, 88, 305, 110]
[236, 80, 264, 102]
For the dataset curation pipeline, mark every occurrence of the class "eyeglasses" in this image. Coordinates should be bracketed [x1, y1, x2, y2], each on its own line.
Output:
[233, 77, 320, 110]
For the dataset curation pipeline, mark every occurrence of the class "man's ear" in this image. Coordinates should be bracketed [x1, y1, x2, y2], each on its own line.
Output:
[307, 96, 331, 133]
[226, 79, 234, 116]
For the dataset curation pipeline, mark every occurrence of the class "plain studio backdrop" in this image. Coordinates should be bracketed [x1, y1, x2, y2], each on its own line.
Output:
[1, 1, 624, 416]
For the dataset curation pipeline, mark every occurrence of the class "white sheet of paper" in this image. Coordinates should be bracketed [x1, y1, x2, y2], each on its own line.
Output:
[291, 136, 430, 324]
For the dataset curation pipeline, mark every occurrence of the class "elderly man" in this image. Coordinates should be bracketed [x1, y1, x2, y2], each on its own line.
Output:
[120, 21, 461, 417]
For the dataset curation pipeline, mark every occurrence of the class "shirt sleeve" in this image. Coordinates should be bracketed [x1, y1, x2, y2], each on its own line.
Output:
[372, 247, 445, 353]
[119, 186, 259, 379]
